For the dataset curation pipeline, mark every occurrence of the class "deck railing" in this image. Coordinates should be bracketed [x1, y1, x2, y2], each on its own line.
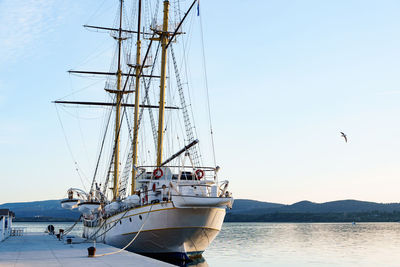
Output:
[11, 227, 25, 236]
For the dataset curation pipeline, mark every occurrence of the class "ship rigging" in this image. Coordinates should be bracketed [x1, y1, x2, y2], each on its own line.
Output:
[57, 0, 233, 261]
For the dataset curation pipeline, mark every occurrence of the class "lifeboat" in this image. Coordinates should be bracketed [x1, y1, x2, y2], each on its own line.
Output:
[172, 195, 234, 209]
[104, 202, 120, 214]
[77, 201, 101, 214]
[60, 198, 80, 210]
[122, 195, 140, 207]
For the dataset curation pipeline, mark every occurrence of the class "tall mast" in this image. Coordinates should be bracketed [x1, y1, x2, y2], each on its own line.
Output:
[131, 0, 142, 194]
[156, 0, 170, 166]
[113, 0, 124, 200]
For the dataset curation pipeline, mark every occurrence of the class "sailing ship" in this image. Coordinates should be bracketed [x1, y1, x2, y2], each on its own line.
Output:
[58, 0, 233, 261]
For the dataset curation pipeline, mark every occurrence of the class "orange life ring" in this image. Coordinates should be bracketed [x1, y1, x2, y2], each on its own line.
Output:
[195, 169, 205, 179]
[153, 168, 163, 179]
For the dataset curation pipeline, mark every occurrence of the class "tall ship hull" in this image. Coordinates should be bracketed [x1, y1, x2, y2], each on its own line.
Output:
[82, 202, 227, 259]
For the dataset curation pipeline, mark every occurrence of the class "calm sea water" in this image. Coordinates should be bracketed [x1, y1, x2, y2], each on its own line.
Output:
[12, 222, 400, 266]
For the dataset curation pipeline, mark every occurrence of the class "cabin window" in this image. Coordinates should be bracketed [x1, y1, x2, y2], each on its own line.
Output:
[129, 218, 132, 222]
[145, 172, 152, 179]
[181, 172, 193, 180]
[139, 215, 142, 220]
[119, 221, 122, 225]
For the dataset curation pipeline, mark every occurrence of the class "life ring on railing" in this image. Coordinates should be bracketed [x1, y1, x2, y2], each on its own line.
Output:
[152, 183, 157, 192]
[153, 168, 163, 179]
[195, 169, 205, 179]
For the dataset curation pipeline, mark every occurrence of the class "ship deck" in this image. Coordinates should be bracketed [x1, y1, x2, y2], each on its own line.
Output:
[0, 232, 173, 266]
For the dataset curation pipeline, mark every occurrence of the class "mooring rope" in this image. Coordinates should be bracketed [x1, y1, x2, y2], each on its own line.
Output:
[63, 215, 82, 236]
[94, 204, 154, 257]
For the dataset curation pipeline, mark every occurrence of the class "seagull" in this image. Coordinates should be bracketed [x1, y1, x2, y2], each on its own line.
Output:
[340, 132, 347, 143]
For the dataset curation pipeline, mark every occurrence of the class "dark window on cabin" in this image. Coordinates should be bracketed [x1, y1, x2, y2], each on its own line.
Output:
[120, 221, 122, 225]
[181, 171, 193, 180]
[139, 215, 142, 220]
[172, 175, 178, 180]
[129, 218, 132, 222]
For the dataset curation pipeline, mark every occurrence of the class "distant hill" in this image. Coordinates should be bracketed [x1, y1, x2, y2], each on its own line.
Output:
[229, 199, 400, 214]
[229, 199, 284, 213]
[226, 199, 400, 222]
[0, 200, 80, 221]
[2, 198, 400, 222]
[278, 200, 400, 213]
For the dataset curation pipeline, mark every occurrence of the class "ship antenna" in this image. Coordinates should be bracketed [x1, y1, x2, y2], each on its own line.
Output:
[131, 0, 142, 195]
[112, 0, 124, 200]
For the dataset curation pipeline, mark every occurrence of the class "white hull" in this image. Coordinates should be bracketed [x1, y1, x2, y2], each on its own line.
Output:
[83, 202, 226, 258]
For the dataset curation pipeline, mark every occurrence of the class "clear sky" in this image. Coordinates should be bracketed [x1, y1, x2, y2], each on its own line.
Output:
[1, 0, 400, 205]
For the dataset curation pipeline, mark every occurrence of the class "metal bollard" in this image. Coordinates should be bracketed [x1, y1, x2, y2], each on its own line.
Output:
[87, 246, 96, 257]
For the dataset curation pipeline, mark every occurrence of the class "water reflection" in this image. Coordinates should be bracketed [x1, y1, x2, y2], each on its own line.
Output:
[186, 257, 208, 267]
[13, 222, 400, 266]
[142, 254, 208, 267]
[204, 222, 400, 267]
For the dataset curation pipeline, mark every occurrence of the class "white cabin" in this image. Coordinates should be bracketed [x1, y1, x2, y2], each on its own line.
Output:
[0, 209, 14, 242]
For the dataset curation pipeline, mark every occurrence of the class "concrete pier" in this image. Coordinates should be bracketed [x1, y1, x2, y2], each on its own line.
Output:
[0, 233, 173, 266]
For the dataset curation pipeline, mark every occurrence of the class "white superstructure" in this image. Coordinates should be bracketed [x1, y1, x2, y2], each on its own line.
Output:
[64, 166, 233, 259]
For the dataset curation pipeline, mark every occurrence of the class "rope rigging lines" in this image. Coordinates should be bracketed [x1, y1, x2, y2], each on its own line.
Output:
[139, 43, 161, 151]
[55, 105, 89, 191]
[56, 0, 214, 200]
[118, 41, 161, 197]
[170, 44, 201, 167]
[198, 5, 217, 167]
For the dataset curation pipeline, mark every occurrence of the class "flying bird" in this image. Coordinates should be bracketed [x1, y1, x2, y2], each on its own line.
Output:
[340, 132, 347, 143]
